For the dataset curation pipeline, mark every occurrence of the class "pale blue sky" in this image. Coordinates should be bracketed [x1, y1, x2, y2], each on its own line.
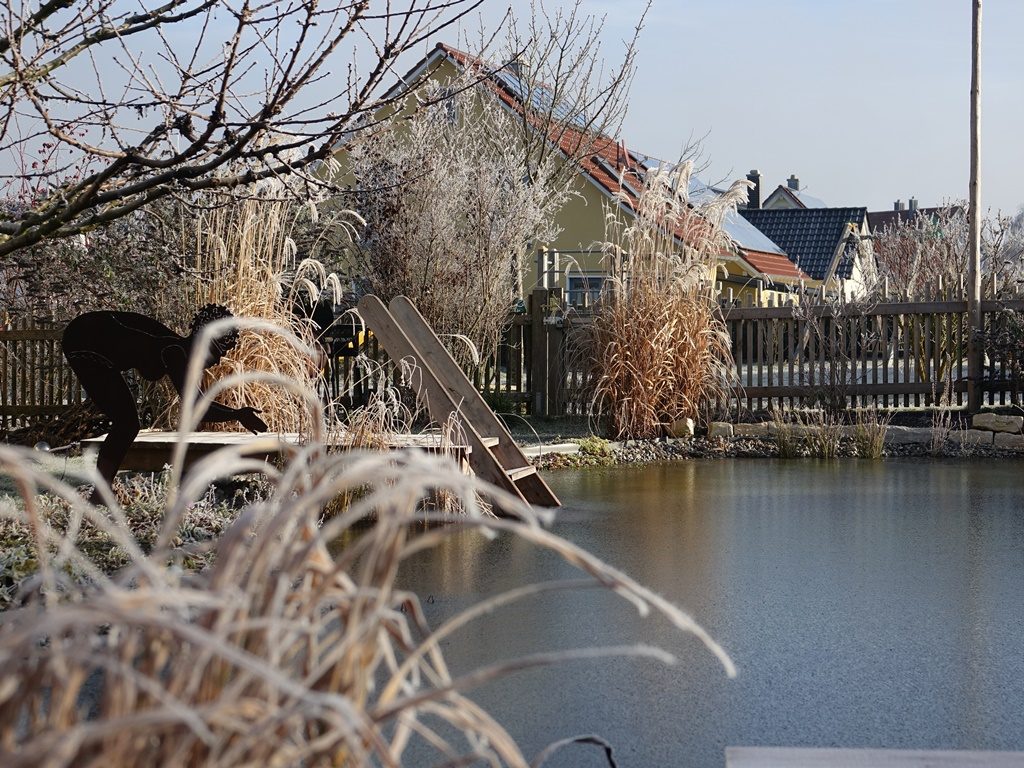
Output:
[457, 0, 1024, 214]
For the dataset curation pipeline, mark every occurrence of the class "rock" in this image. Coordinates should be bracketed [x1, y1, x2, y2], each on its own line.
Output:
[994, 432, 1024, 450]
[669, 417, 695, 438]
[948, 429, 993, 446]
[708, 422, 734, 440]
[883, 426, 934, 445]
[972, 413, 1024, 434]
[734, 422, 769, 438]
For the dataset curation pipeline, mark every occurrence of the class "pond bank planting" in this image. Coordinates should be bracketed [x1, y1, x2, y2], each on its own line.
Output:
[530, 414, 1024, 469]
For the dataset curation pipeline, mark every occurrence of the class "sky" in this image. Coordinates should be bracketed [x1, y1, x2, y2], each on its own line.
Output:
[452, 0, 1024, 215]
[6, 1, 1020, 216]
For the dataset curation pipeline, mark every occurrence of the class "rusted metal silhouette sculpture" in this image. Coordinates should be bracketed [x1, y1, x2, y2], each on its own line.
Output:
[62, 304, 267, 500]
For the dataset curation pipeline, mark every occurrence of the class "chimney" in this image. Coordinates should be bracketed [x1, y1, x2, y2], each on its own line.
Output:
[506, 58, 529, 81]
[746, 169, 762, 209]
[787, 174, 800, 192]
[908, 197, 919, 212]
[894, 199, 905, 211]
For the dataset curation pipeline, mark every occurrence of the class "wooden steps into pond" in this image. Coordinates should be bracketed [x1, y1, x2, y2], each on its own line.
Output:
[358, 295, 559, 509]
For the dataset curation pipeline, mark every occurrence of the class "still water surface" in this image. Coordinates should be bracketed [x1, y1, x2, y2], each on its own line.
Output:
[398, 459, 1024, 767]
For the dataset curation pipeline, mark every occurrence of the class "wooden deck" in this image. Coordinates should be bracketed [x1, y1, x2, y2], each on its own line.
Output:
[726, 747, 1024, 767]
[83, 430, 497, 472]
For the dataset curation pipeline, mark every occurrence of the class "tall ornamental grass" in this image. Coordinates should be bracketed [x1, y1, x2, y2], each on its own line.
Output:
[584, 161, 746, 439]
[152, 188, 356, 435]
[0, 320, 732, 766]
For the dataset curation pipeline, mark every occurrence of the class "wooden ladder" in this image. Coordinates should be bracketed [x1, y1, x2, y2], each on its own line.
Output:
[357, 295, 559, 509]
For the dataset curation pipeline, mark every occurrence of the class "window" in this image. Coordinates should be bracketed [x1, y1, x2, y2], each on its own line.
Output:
[567, 273, 607, 309]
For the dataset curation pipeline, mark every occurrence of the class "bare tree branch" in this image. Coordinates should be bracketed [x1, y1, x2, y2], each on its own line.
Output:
[0, 0, 482, 258]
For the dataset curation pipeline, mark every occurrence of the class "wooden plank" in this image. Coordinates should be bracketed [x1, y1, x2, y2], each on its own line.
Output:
[956, 308, 964, 407]
[745, 317, 754, 412]
[881, 315, 891, 408]
[387, 295, 559, 508]
[726, 747, 1024, 768]
[0, 328, 64, 341]
[83, 430, 488, 473]
[734, 380, 967, 398]
[0, 404, 75, 417]
[546, 288, 564, 418]
[724, 300, 969, 321]
[530, 288, 546, 416]
[909, 314, 918, 407]
[755, 316, 763, 411]
[787, 317, 795, 409]
[507, 465, 537, 482]
[859, 314, 868, 406]
[924, 308, 933, 404]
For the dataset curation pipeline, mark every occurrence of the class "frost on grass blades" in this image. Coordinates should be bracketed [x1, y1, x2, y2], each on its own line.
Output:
[0, 320, 732, 767]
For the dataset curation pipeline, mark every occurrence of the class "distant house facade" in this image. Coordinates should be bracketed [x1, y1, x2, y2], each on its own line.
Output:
[338, 44, 809, 307]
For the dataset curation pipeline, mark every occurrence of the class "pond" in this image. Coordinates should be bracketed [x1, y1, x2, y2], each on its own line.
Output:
[398, 458, 1024, 767]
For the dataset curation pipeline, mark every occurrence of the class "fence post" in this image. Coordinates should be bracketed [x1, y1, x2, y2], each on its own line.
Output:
[530, 287, 549, 416]
[546, 287, 565, 417]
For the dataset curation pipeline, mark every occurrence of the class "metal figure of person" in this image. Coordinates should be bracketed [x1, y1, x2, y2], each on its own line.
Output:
[62, 304, 268, 500]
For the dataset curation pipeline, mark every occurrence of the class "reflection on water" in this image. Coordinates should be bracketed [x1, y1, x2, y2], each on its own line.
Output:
[397, 459, 1024, 768]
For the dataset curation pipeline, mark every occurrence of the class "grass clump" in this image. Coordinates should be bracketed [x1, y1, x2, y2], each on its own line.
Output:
[770, 408, 843, 459]
[853, 406, 891, 459]
[802, 410, 843, 459]
[770, 408, 802, 458]
[582, 160, 745, 440]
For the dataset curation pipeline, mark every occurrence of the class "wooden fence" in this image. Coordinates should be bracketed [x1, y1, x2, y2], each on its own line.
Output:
[722, 283, 1024, 413]
[4, 283, 1023, 439]
[0, 317, 82, 435]
[324, 287, 578, 418]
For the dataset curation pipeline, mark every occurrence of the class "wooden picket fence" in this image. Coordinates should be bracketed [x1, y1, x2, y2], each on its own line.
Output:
[5, 282, 1023, 439]
[722, 280, 1024, 412]
[323, 288, 578, 418]
[0, 316, 82, 435]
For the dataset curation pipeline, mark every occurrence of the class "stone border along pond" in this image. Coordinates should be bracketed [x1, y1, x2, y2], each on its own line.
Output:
[528, 412, 1024, 469]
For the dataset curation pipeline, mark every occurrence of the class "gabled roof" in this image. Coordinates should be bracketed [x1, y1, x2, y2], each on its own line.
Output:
[739, 208, 868, 281]
[867, 207, 946, 233]
[394, 44, 810, 284]
[763, 184, 827, 210]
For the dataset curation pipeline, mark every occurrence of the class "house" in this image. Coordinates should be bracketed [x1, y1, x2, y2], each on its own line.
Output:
[757, 173, 828, 210]
[739, 207, 875, 297]
[867, 198, 946, 234]
[342, 43, 809, 306]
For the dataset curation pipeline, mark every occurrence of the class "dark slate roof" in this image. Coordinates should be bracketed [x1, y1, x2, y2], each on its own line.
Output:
[739, 208, 868, 281]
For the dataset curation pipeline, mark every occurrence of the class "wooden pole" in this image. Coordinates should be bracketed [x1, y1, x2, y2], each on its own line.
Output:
[967, 0, 983, 412]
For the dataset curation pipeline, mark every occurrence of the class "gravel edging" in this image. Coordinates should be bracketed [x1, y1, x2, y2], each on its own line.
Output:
[528, 433, 1024, 470]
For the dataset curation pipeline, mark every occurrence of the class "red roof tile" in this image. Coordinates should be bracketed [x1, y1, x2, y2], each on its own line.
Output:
[741, 250, 810, 282]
